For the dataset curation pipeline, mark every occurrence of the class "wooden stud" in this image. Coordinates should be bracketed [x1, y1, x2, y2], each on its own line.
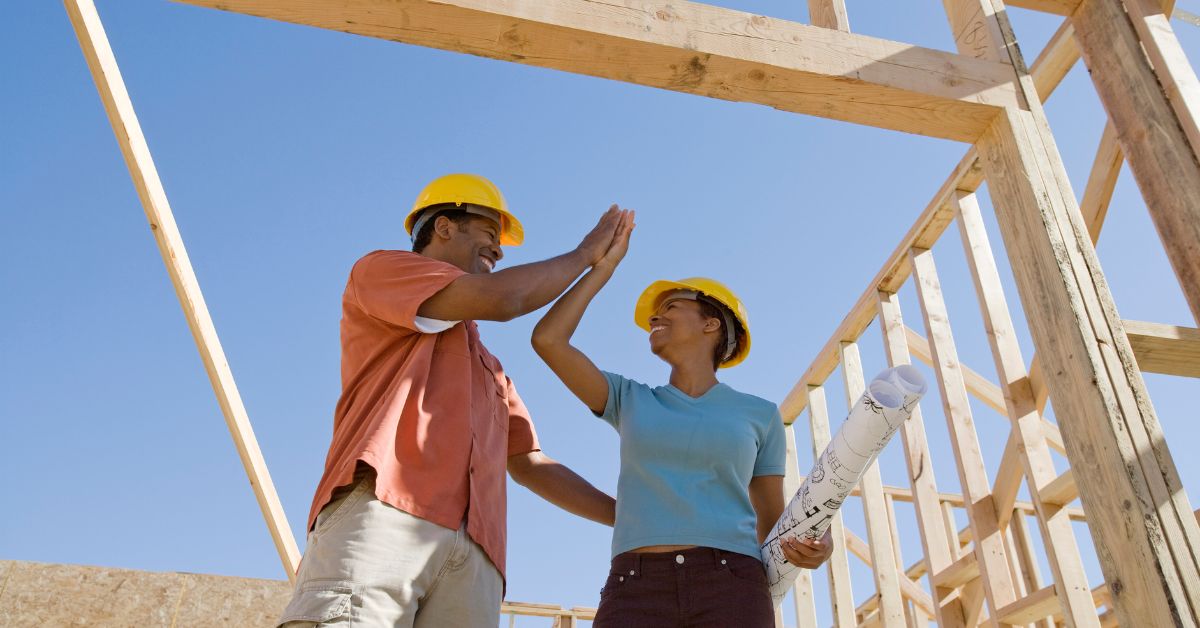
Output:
[808, 0, 850, 31]
[783, 422, 819, 628]
[909, 246, 1020, 618]
[954, 190, 1098, 626]
[63, 0, 301, 582]
[807, 384, 857, 628]
[874, 291, 966, 628]
[839, 342, 906, 627]
[174, 0, 1020, 143]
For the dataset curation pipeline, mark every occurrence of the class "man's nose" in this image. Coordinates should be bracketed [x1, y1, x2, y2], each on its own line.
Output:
[492, 244, 504, 261]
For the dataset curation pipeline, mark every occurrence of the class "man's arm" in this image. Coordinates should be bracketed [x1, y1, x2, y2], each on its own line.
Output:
[508, 450, 615, 526]
[418, 207, 624, 322]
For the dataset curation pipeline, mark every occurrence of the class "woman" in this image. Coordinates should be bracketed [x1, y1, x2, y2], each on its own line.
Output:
[531, 210, 831, 627]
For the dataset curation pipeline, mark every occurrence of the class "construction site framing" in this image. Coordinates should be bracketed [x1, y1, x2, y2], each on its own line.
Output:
[64, 0, 1200, 625]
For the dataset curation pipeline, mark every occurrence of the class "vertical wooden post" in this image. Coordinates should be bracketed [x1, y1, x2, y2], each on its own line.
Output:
[807, 384, 857, 627]
[63, 0, 301, 582]
[909, 246, 1020, 622]
[783, 422, 819, 628]
[1072, 0, 1200, 324]
[980, 105, 1200, 626]
[954, 190, 1098, 626]
[808, 0, 850, 31]
[876, 291, 966, 628]
[839, 342, 906, 627]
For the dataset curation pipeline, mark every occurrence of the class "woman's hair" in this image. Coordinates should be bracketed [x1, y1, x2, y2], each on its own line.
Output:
[696, 298, 745, 369]
[412, 207, 474, 253]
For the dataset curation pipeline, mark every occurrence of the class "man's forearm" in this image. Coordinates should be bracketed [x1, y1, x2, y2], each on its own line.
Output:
[497, 249, 593, 318]
[511, 453, 615, 526]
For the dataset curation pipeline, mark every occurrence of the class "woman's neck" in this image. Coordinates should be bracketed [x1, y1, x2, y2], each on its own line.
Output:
[668, 361, 719, 398]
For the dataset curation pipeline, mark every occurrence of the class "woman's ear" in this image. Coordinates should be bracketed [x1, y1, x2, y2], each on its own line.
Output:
[703, 316, 723, 334]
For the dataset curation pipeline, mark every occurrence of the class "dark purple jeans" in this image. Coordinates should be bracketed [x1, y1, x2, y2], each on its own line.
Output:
[592, 546, 775, 628]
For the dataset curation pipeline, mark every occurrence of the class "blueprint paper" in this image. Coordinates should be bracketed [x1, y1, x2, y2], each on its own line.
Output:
[761, 365, 927, 604]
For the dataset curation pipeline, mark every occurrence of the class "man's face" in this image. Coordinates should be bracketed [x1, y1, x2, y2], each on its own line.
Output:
[446, 215, 504, 274]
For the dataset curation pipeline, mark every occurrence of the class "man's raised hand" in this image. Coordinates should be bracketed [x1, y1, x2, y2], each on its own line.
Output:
[575, 205, 623, 267]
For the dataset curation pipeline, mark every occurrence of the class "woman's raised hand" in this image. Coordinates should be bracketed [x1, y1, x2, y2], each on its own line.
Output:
[596, 207, 635, 271]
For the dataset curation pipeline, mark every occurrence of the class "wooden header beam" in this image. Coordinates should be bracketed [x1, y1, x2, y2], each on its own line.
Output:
[173, 0, 1022, 142]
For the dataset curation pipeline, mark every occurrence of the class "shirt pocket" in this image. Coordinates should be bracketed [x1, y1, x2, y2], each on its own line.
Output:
[477, 352, 510, 429]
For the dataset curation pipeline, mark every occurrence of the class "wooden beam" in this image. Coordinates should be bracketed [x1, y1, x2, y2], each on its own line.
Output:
[839, 342, 906, 627]
[174, 0, 1020, 142]
[808, 0, 850, 31]
[782, 423, 818, 628]
[1040, 469, 1079, 506]
[806, 385, 857, 628]
[842, 532, 938, 620]
[1004, 0, 1081, 15]
[1077, 122, 1123, 242]
[1124, 319, 1200, 378]
[904, 325, 1007, 416]
[1074, 0, 1200, 324]
[63, 0, 301, 582]
[780, 19, 1078, 423]
[874, 291, 965, 628]
[954, 190, 1099, 625]
[909, 246, 1019, 617]
[980, 104, 1200, 627]
[932, 552, 980, 590]
[996, 584, 1060, 625]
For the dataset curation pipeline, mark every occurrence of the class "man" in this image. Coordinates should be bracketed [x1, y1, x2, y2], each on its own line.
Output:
[277, 173, 625, 627]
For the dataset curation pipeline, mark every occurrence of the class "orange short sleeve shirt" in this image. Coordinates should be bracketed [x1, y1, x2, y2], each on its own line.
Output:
[306, 250, 540, 577]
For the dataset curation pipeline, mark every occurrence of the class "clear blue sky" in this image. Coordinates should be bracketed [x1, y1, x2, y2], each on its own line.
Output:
[3, 1, 1199, 625]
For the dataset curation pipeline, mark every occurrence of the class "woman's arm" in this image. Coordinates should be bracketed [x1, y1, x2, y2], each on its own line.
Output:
[531, 210, 634, 414]
[749, 475, 834, 568]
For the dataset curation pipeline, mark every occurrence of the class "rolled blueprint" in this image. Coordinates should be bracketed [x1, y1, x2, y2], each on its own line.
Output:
[761, 365, 928, 604]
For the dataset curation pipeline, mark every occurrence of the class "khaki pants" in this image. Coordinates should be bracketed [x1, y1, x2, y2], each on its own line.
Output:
[277, 468, 502, 627]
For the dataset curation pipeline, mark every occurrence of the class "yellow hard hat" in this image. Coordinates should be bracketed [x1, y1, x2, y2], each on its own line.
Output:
[634, 277, 752, 368]
[404, 173, 525, 246]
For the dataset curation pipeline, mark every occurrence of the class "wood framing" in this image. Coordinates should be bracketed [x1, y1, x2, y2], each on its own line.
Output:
[64, 0, 301, 583]
[172, 0, 1023, 142]
[63, 0, 1200, 625]
[1073, 0, 1200, 323]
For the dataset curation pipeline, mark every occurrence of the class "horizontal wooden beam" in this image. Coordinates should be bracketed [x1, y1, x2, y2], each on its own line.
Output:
[996, 584, 1060, 624]
[1039, 469, 1078, 506]
[933, 551, 981, 589]
[1124, 319, 1200, 378]
[174, 0, 1021, 142]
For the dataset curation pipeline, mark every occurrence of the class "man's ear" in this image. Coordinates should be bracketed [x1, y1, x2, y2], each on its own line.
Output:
[703, 317, 723, 334]
[432, 215, 457, 241]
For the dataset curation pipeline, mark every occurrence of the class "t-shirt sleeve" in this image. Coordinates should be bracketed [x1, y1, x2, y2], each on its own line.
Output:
[753, 407, 788, 477]
[505, 379, 541, 457]
[596, 371, 629, 430]
[349, 251, 466, 332]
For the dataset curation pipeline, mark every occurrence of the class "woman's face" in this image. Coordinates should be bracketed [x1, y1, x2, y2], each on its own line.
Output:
[647, 298, 720, 362]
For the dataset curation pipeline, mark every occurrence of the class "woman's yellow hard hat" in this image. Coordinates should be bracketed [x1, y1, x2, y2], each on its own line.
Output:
[634, 277, 751, 368]
[405, 173, 525, 246]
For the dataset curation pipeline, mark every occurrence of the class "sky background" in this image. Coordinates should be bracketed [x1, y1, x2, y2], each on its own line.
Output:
[3, 1, 1199, 626]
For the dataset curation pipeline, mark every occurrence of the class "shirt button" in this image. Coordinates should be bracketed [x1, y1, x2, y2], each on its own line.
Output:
[675, 554, 685, 564]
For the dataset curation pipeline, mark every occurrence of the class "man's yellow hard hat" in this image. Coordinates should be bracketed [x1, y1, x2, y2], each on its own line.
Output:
[404, 173, 525, 246]
[634, 277, 752, 368]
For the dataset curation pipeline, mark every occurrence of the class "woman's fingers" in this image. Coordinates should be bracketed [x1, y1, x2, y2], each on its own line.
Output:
[781, 536, 830, 568]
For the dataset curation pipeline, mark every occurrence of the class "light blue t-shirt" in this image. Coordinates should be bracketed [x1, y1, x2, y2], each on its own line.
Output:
[598, 371, 787, 560]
